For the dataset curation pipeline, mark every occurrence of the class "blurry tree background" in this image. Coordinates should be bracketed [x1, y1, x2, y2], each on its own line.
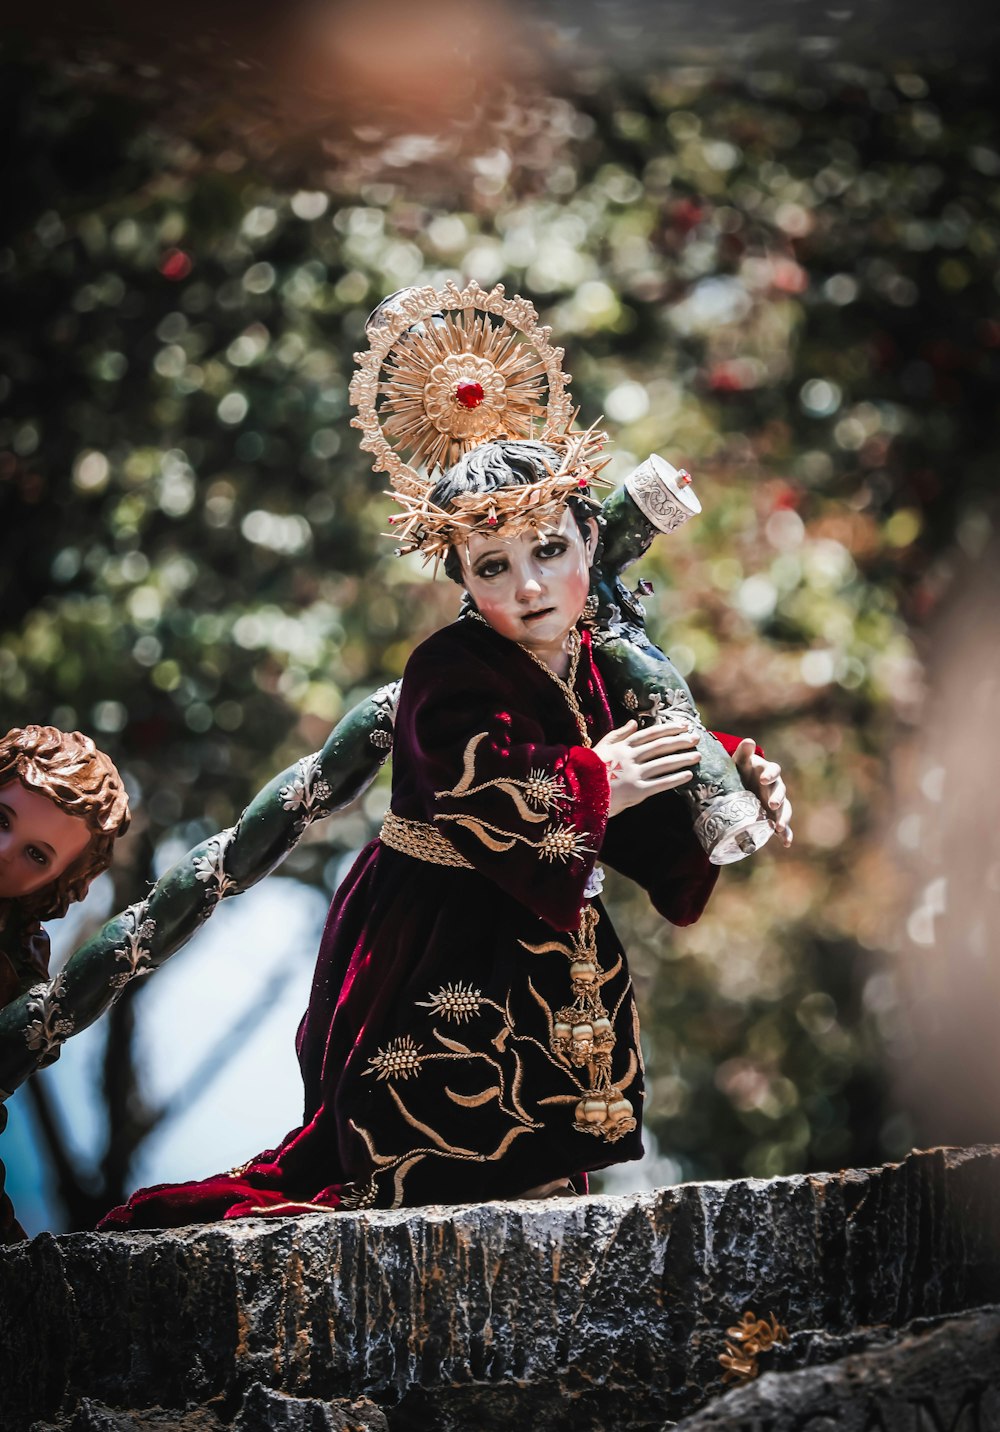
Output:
[1, 13, 998, 1228]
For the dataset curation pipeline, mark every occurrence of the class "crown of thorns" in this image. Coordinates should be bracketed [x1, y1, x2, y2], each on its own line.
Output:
[348, 281, 610, 556]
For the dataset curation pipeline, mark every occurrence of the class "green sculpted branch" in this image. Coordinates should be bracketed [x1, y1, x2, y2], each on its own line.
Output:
[597, 470, 773, 864]
[0, 682, 398, 1101]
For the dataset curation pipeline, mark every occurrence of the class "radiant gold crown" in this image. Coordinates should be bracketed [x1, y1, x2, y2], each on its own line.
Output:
[348, 281, 610, 557]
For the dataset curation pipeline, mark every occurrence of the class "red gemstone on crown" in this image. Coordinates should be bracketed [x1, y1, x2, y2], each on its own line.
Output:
[455, 381, 485, 409]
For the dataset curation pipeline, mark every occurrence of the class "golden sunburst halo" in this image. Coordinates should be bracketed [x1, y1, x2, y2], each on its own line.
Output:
[382, 314, 549, 474]
[348, 282, 612, 557]
[349, 281, 574, 488]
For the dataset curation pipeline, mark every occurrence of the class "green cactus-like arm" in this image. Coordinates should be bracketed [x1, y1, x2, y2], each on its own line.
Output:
[592, 484, 753, 829]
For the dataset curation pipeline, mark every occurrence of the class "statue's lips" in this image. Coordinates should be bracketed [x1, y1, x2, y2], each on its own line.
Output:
[522, 607, 556, 623]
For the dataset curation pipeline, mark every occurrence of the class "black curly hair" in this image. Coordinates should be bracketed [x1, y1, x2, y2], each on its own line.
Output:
[428, 439, 600, 585]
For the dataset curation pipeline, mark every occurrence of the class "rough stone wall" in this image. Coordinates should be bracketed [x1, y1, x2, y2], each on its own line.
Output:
[2, 1145, 998, 1432]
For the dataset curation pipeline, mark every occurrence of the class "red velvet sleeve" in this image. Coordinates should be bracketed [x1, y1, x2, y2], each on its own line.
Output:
[713, 731, 765, 758]
[400, 639, 610, 933]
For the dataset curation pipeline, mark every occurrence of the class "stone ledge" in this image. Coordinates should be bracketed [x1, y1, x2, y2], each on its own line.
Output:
[3, 1145, 998, 1432]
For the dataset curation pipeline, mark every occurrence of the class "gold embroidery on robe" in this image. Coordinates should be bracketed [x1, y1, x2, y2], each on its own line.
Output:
[432, 731, 591, 864]
[350, 897, 636, 1208]
[435, 811, 593, 863]
[436, 731, 568, 817]
[521, 905, 637, 1144]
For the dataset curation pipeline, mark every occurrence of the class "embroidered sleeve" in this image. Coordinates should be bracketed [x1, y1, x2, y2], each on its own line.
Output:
[402, 646, 610, 932]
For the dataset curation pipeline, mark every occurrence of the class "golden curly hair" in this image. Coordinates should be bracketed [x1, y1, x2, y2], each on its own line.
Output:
[0, 725, 131, 923]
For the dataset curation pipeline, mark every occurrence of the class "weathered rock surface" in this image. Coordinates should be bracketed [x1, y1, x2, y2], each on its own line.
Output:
[2, 1145, 998, 1432]
[672, 1305, 1000, 1430]
[29, 1389, 388, 1432]
[30, 1404, 227, 1432]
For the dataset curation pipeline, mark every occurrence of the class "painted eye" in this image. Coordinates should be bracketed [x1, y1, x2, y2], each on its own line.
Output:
[26, 847, 48, 867]
[477, 560, 506, 579]
[538, 542, 567, 559]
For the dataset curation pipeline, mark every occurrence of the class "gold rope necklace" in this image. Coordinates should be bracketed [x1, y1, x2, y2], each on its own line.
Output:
[467, 611, 591, 747]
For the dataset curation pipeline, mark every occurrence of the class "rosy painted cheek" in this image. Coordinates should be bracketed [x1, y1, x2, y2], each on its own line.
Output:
[475, 595, 516, 634]
[0, 865, 44, 899]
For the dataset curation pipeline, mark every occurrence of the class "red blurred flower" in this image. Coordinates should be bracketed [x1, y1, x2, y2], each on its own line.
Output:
[772, 483, 802, 511]
[770, 258, 808, 294]
[160, 249, 193, 281]
[707, 359, 759, 392]
[672, 197, 706, 233]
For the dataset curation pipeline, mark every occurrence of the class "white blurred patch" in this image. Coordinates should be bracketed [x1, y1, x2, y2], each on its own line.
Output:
[667, 277, 751, 336]
[131, 878, 330, 1184]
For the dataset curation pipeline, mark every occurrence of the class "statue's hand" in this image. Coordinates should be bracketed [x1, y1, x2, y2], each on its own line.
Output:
[594, 719, 701, 818]
[733, 738, 793, 848]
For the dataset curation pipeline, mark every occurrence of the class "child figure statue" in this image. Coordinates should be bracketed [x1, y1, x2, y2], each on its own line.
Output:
[363, 285, 775, 865]
[0, 725, 130, 1237]
[86, 283, 791, 1227]
[0, 726, 130, 1015]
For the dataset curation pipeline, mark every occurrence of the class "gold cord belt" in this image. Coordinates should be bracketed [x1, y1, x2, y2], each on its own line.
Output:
[379, 811, 475, 870]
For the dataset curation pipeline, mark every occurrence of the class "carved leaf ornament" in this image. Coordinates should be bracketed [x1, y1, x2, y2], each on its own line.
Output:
[193, 827, 239, 903]
[278, 754, 334, 827]
[109, 901, 157, 993]
[24, 972, 74, 1056]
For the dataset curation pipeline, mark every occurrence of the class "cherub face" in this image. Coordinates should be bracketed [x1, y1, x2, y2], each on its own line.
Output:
[0, 780, 93, 901]
[459, 510, 597, 660]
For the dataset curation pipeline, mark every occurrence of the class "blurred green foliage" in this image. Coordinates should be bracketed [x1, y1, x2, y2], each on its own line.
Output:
[1, 53, 997, 1187]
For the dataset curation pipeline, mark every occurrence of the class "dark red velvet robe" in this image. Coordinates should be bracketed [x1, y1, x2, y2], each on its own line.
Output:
[100, 619, 731, 1229]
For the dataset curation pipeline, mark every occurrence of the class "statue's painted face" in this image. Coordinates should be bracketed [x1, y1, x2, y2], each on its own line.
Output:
[459, 509, 597, 659]
[0, 780, 93, 901]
